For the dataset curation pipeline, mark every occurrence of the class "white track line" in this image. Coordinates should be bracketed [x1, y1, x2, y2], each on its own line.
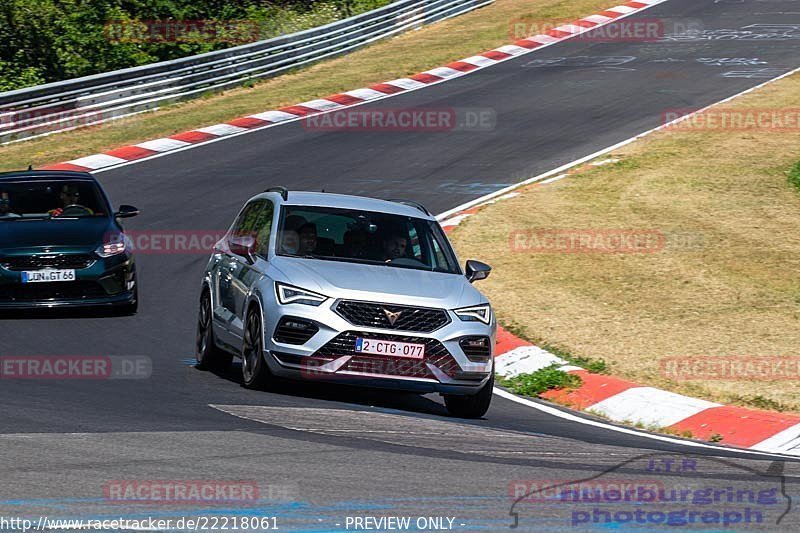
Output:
[493, 389, 798, 460]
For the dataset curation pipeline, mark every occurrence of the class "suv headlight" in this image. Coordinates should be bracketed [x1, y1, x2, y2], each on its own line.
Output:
[275, 282, 327, 306]
[454, 304, 492, 325]
[95, 235, 128, 257]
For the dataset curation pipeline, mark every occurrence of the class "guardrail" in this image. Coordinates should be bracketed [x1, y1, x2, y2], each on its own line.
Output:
[0, 0, 493, 144]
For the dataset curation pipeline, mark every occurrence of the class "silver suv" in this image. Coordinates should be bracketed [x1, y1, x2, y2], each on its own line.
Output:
[196, 188, 495, 417]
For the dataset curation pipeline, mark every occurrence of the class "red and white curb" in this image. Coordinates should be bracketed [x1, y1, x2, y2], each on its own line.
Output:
[490, 327, 800, 456]
[441, 193, 800, 458]
[39, 0, 666, 173]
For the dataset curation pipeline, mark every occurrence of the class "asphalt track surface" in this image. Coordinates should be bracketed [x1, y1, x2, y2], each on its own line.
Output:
[3, 0, 800, 530]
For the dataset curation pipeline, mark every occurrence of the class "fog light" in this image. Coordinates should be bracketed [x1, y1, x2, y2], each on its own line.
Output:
[459, 336, 492, 362]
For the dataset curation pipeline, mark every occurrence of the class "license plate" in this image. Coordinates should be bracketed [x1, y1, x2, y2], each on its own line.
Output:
[355, 338, 425, 359]
[21, 269, 76, 283]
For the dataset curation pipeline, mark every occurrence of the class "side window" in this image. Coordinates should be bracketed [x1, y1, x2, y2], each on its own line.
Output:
[230, 200, 273, 259]
[255, 201, 274, 258]
[430, 234, 448, 268]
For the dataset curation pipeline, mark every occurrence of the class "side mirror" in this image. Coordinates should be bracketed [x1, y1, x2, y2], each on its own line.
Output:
[115, 205, 140, 218]
[465, 259, 491, 283]
[228, 235, 256, 264]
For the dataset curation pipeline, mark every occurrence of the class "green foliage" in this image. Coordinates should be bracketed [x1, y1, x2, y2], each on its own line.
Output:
[497, 365, 583, 397]
[789, 160, 800, 191]
[0, 0, 391, 90]
[736, 394, 789, 412]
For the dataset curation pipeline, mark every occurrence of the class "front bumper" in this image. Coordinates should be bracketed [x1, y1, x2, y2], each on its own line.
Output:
[258, 295, 495, 395]
[0, 254, 136, 309]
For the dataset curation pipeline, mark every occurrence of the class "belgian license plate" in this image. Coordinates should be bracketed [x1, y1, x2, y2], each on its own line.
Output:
[21, 269, 76, 283]
[355, 338, 425, 359]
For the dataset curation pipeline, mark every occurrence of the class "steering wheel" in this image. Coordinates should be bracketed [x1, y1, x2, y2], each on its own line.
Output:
[387, 257, 427, 268]
[60, 204, 93, 216]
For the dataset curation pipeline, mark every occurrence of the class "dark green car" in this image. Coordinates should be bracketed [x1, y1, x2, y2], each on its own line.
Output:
[0, 170, 139, 312]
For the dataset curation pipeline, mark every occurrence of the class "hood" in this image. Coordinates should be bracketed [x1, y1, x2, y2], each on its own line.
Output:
[269, 256, 486, 309]
[0, 217, 115, 253]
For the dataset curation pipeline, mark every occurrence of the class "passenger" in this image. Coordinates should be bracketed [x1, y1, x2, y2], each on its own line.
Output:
[279, 229, 300, 255]
[382, 233, 408, 262]
[343, 229, 367, 258]
[284, 214, 307, 232]
[298, 223, 318, 255]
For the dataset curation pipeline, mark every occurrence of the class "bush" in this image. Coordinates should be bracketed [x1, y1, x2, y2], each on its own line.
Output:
[0, 0, 392, 90]
[497, 365, 583, 397]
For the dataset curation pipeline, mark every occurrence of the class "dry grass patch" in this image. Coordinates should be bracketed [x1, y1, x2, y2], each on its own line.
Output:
[0, 0, 612, 172]
[451, 73, 800, 412]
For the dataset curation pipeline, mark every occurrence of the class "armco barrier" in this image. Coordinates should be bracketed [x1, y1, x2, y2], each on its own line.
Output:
[0, 0, 492, 144]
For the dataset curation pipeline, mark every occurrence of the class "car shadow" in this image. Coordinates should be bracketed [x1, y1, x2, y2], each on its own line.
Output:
[200, 360, 450, 417]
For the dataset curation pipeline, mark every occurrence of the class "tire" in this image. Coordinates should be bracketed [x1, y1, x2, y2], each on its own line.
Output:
[241, 306, 273, 389]
[443, 373, 494, 418]
[196, 289, 232, 371]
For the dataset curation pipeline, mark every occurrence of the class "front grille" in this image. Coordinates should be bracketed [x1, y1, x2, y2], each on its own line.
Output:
[0, 281, 107, 301]
[315, 331, 458, 379]
[335, 300, 450, 333]
[1, 254, 95, 271]
[273, 317, 319, 345]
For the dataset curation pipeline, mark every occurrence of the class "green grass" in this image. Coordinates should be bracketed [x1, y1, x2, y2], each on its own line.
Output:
[732, 395, 791, 413]
[497, 364, 582, 397]
[790, 160, 800, 191]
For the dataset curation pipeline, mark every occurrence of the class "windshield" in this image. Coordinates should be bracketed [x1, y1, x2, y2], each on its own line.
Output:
[276, 205, 461, 274]
[0, 179, 109, 220]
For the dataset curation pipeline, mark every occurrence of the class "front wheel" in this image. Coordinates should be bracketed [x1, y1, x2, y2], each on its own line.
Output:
[443, 373, 494, 418]
[241, 308, 273, 389]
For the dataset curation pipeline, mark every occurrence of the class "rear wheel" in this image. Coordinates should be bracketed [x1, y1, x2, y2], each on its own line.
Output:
[241, 307, 273, 389]
[443, 373, 494, 418]
[196, 289, 232, 371]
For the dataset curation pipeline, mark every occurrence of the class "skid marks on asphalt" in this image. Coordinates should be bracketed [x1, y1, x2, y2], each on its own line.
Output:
[209, 404, 630, 461]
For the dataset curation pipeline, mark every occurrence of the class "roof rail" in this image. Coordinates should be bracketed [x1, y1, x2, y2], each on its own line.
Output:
[388, 199, 432, 216]
[264, 186, 288, 201]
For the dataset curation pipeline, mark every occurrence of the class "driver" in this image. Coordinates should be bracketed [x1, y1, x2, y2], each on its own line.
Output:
[0, 192, 11, 217]
[49, 184, 93, 217]
[382, 233, 408, 262]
